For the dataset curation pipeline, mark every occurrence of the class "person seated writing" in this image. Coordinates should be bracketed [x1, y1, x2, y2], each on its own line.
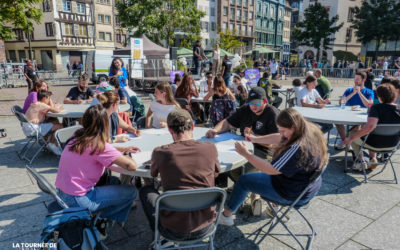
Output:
[55, 105, 137, 229]
[24, 90, 64, 155]
[219, 108, 328, 225]
[22, 80, 51, 114]
[64, 73, 94, 104]
[335, 72, 374, 150]
[139, 109, 220, 242]
[343, 84, 400, 171]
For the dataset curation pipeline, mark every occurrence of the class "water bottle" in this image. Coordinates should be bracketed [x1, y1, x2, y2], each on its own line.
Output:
[367, 97, 373, 113]
[340, 96, 346, 109]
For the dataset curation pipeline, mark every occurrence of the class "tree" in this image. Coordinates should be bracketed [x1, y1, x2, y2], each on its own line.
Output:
[217, 29, 244, 51]
[0, 0, 43, 40]
[292, 2, 343, 61]
[352, 0, 400, 60]
[116, 0, 205, 47]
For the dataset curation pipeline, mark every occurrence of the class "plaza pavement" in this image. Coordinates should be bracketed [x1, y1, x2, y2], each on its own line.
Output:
[0, 79, 400, 249]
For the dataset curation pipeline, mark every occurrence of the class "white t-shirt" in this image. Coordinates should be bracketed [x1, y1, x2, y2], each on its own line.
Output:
[270, 62, 279, 74]
[293, 86, 303, 106]
[149, 101, 177, 128]
[300, 88, 321, 106]
[213, 49, 220, 60]
[383, 61, 389, 70]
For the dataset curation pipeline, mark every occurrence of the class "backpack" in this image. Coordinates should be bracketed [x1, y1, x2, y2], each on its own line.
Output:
[41, 207, 107, 250]
[129, 95, 146, 122]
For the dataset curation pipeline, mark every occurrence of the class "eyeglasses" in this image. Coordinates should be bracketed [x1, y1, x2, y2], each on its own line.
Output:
[248, 102, 262, 106]
[207, 76, 213, 79]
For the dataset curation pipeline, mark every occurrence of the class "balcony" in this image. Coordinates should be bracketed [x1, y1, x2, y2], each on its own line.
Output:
[57, 12, 93, 24]
[59, 35, 94, 46]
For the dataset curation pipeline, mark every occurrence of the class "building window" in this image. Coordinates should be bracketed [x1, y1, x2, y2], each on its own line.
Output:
[270, 6, 274, 17]
[250, 0, 254, 6]
[346, 28, 352, 42]
[211, 22, 216, 31]
[229, 23, 234, 31]
[204, 21, 209, 32]
[13, 29, 24, 40]
[249, 25, 253, 35]
[230, 0, 235, 4]
[79, 25, 87, 36]
[230, 8, 235, 19]
[99, 32, 105, 40]
[45, 23, 54, 37]
[77, 2, 85, 14]
[243, 11, 248, 21]
[122, 34, 126, 44]
[115, 16, 120, 25]
[348, 7, 355, 21]
[210, 7, 215, 16]
[98, 14, 104, 23]
[257, 2, 261, 13]
[237, 9, 241, 21]
[242, 25, 247, 36]
[64, 24, 73, 35]
[106, 32, 112, 41]
[105, 15, 111, 24]
[236, 24, 241, 35]
[116, 34, 121, 43]
[97, 0, 110, 4]
[249, 11, 253, 20]
[223, 22, 228, 32]
[62, 0, 71, 12]
[244, 0, 248, 6]
[42, 0, 52, 12]
[237, 0, 241, 6]
[223, 7, 228, 16]
[265, 4, 268, 15]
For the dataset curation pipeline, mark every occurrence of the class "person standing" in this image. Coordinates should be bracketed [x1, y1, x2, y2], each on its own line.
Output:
[221, 55, 232, 88]
[72, 61, 78, 77]
[270, 58, 279, 80]
[66, 62, 71, 76]
[212, 44, 221, 76]
[193, 40, 206, 75]
[24, 59, 38, 93]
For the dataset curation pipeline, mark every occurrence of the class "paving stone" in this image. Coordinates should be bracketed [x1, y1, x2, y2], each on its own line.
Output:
[336, 239, 371, 250]
[319, 182, 400, 219]
[0, 185, 51, 213]
[122, 198, 153, 238]
[0, 167, 33, 191]
[353, 206, 400, 250]
[219, 235, 291, 250]
[107, 231, 153, 250]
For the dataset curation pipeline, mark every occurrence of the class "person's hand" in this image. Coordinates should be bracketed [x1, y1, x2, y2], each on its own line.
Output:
[342, 137, 352, 145]
[354, 86, 361, 93]
[245, 134, 257, 142]
[31, 118, 39, 124]
[244, 127, 252, 136]
[325, 98, 330, 104]
[117, 71, 123, 76]
[77, 99, 85, 104]
[235, 141, 251, 157]
[133, 128, 141, 137]
[159, 122, 167, 128]
[318, 103, 326, 109]
[206, 129, 217, 138]
[124, 146, 141, 153]
[114, 135, 130, 143]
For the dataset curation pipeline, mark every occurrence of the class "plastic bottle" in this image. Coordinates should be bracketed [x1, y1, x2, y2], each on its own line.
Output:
[341, 96, 346, 109]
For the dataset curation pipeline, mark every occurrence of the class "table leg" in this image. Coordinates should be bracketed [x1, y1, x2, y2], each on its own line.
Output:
[344, 125, 350, 173]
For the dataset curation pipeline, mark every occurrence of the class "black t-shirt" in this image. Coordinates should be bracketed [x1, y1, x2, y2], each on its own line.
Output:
[270, 144, 322, 201]
[366, 103, 400, 147]
[227, 104, 279, 153]
[65, 86, 94, 101]
[222, 59, 232, 76]
[109, 112, 119, 139]
[24, 66, 37, 82]
[193, 45, 201, 59]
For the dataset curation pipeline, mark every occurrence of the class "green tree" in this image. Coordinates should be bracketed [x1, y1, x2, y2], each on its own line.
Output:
[217, 29, 244, 51]
[292, 2, 343, 61]
[0, 0, 43, 40]
[352, 0, 400, 60]
[116, 0, 205, 47]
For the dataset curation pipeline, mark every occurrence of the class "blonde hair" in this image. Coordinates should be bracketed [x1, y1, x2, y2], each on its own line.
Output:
[156, 82, 180, 107]
[97, 90, 120, 109]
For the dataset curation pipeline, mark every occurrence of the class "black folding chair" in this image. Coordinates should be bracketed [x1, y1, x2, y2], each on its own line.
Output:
[249, 165, 327, 250]
[353, 124, 400, 184]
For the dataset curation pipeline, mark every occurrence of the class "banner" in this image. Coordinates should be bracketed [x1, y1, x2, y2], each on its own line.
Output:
[170, 70, 183, 83]
[244, 68, 260, 85]
[130, 38, 143, 78]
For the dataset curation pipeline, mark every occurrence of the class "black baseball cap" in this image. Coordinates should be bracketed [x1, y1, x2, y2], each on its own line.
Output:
[247, 87, 266, 103]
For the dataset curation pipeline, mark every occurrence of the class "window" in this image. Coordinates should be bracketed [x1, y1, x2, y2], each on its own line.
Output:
[257, 2, 261, 13]
[45, 23, 54, 36]
[229, 23, 234, 31]
[348, 7, 355, 21]
[210, 7, 215, 16]
[244, 0, 248, 6]
[346, 28, 352, 42]
[230, 0, 235, 4]
[230, 8, 235, 19]
[237, 0, 241, 6]
[77, 2, 85, 14]
[279, 8, 283, 18]
[106, 32, 112, 41]
[205, 39, 209, 46]
[249, 11, 253, 20]
[115, 16, 120, 25]
[116, 34, 121, 43]
[204, 21, 209, 32]
[249, 26, 253, 35]
[122, 35, 126, 44]
[265, 4, 268, 15]
[42, 0, 51, 12]
[98, 32, 105, 40]
[62, 0, 71, 12]
[13, 29, 24, 40]
[98, 14, 104, 23]
[243, 11, 248, 21]
[270, 6, 274, 17]
[211, 22, 216, 31]
[250, 0, 253, 6]
[79, 25, 87, 36]
[64, 24, 73, 35]
[223, 7, 228, 16]
[236, 24, 241, 35]
[97, 0, 110, 4]
[237, 9, 241, 21]
[105, 15, 111, 24]
[223, 22, 228, 32]
[242, 25, 247, 36]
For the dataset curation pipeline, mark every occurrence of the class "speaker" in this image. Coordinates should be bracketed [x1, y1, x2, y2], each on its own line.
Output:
[170, 47, 178, 60]
[252, 50, 259, 61]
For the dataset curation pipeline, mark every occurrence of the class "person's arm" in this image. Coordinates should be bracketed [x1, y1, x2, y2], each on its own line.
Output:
[145, 108, 153, 128]
[112, 155, 137, 171]
[120, 97, 128, 104]
[191, 87, 199, 98]
[300, 99, 325, 108]
[316, 97, 327, 104]
[203, 89, 214, 101]
[48, 105, 64, 113]
[343, 117, 378, 145]
[235, 141, 281, 175]
[221, 64, 225, 76]
[205, 119, 234, 138]
[357, 89, 371, 107]
[245, 132, 281, 145]
[226, 88, 236, 100]
[117, 115, 141, 136]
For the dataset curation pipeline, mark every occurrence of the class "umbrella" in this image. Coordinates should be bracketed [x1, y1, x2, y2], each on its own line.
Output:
[206, 48, 234, 58]
[177, 48, 193, 56]
[243, 47, 278, 55]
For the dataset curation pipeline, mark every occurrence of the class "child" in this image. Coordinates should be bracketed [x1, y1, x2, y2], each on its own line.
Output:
[24, 90, 64, 155]
[235, 85, 248, 107]
[292, 78, 303, 106]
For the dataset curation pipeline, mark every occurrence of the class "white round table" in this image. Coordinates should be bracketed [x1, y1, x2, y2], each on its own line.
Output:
[191, 93, 212, 104]
[109, 127, 254, 178]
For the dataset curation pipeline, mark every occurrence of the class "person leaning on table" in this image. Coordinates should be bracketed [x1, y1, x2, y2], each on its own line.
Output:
[218, 108, 328, 226]
[206, 87, 280, 181]
[64, 73, 95, 104]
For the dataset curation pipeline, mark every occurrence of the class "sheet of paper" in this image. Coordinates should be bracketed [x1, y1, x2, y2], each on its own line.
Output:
[130, 151, 152, 165]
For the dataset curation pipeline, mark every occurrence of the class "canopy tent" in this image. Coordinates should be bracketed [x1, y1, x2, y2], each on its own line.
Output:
[243, 47, 278, 55]
[206, 49, 234, 58]
[113, 35, 169, 59]
[177, 48, 193, 56]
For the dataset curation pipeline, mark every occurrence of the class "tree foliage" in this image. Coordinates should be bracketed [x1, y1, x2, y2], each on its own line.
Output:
[0, 0, 43, 40]
[217, 29, 244, 51]
[292, 2, 343, 61]
[352, 0, 400, 60]
[116, 0, 205, 47]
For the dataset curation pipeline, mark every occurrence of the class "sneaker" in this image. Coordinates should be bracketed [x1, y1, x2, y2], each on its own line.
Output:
[47, 143, 62, 156]
[218, 213, 234, 226]
[251, 198, 263, 217]
[96, 219, 108, 240]
[352, 161, 368, 172]
[334, 140, 346, 150]
[369, 157, 378, 170]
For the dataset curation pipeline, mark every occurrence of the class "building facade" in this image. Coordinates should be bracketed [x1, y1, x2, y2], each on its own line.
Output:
[282, 1, 291, 62]
[197, 0, 218, 50]
[298, 0, 362, 64]
[217, 0, 256, 49]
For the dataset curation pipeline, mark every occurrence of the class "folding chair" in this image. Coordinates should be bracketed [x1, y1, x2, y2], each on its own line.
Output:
[12, 106, 51, 164]
[153, 187, 226, 250]
[251, 165, 327, 250]
[175, 98, 198, 121]
[353, 124, 400, 184]
[288, 97, 297, 108]
[55, 125, 82, 151]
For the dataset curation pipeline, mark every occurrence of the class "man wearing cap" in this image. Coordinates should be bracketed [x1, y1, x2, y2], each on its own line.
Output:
[64, 73, 95, 104]
[206, 87, 280, 179]
[140, 109, 220, 239]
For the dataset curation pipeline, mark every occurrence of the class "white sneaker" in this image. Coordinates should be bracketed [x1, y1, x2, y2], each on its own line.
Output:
[218, 213, 234, 226]
[335, 140, 346, 150]
[47, 143, 62, 156]
[251, 198, 263, 217]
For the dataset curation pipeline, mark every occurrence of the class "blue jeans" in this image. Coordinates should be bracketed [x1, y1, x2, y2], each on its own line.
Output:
[226, 173, 312, 213]
[57, 185, 137, 222]
[223, 74, 231, 88]
[194, 58, 200, 75]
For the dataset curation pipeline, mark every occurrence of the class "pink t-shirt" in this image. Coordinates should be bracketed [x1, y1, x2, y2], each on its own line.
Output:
[22, 92, 38, 114]
[55, 141, 122, 196]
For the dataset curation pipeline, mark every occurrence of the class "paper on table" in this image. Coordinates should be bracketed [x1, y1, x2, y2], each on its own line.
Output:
[130, 151, 152, 166]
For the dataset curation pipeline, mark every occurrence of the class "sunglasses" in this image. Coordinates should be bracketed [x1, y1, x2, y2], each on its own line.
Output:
[207, 76, 213, 79]
[248, 102, 262, 106]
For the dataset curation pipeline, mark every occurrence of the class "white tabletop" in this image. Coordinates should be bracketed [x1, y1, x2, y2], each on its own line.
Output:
[294, 105, 368, 125]
[191, 93, 212, 103]
[272, 86, 292, 93]
[109, 127, 254, 178]
[47, 103, 130, 118]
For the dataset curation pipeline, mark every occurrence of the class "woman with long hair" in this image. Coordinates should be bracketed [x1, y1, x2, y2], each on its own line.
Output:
[203, 75, 235, 101]
[219, 108, 328, 226]
[22, 80, 51, 114]
[109, 57, 128, 88]
[55, 105, 137, 223]
[146, 82, 180, 128]
[175, 74, 199, 102]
